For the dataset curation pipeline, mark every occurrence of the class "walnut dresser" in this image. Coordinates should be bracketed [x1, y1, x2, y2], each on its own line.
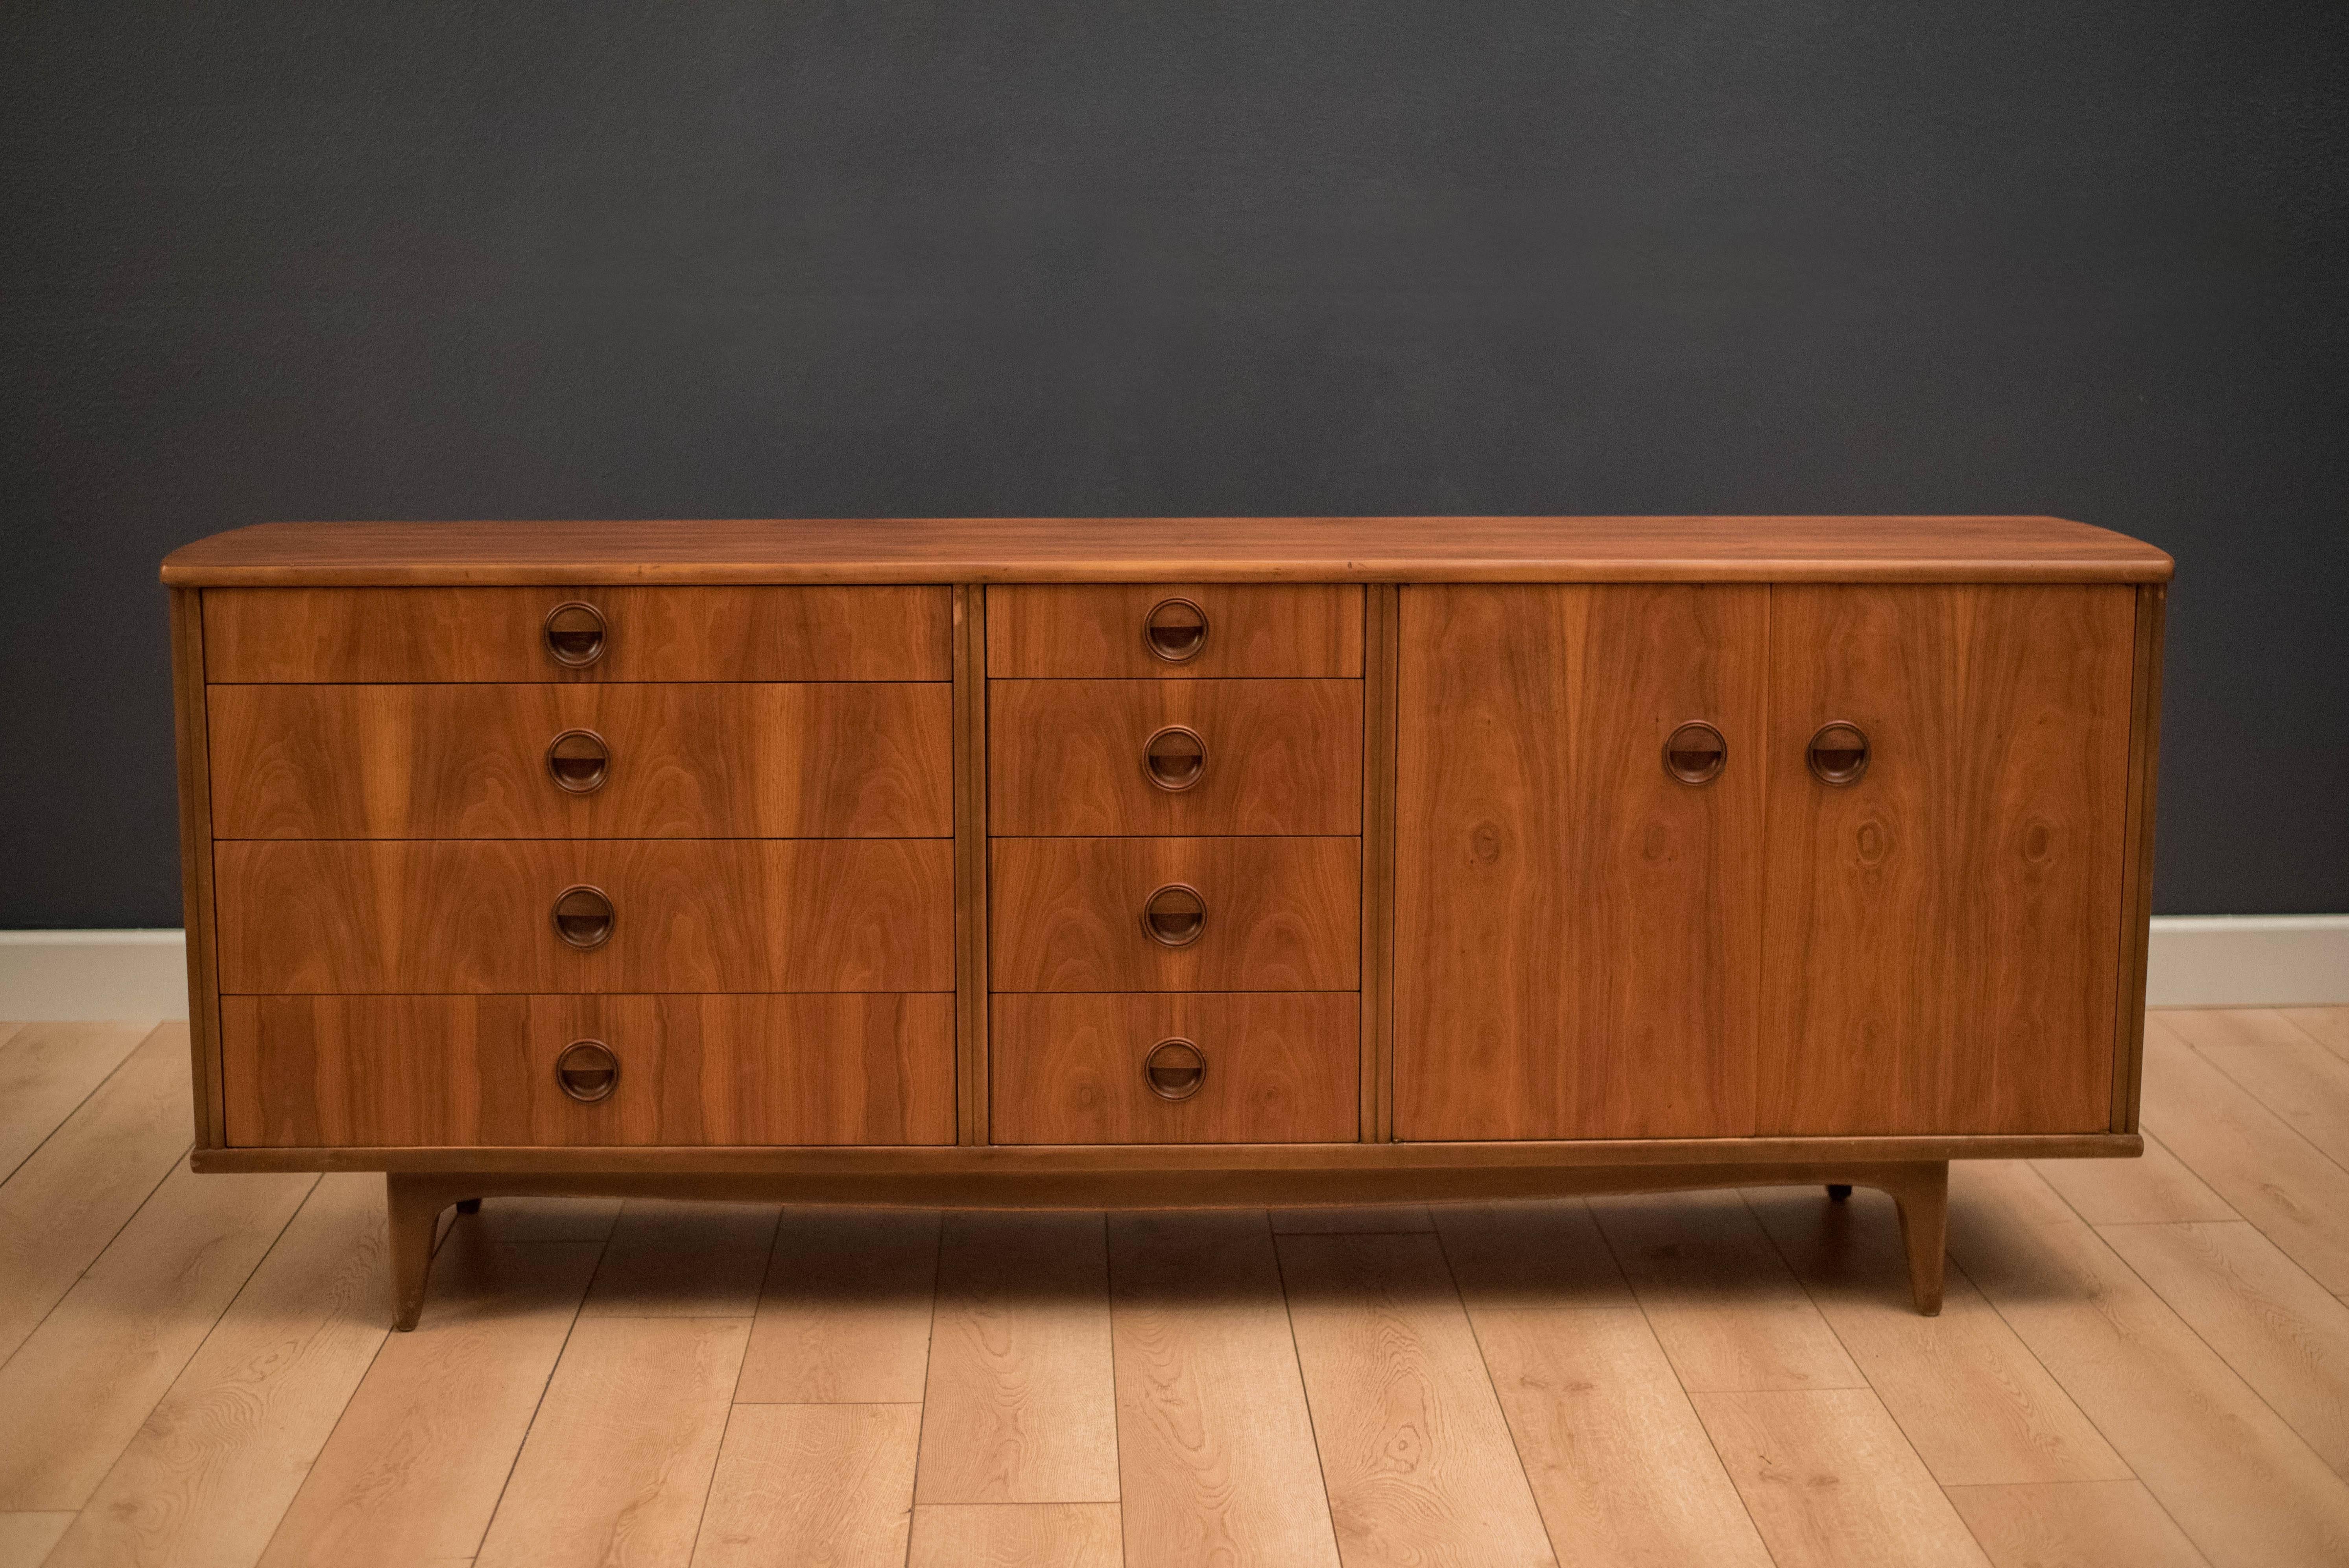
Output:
[161, 517, 2172, 1328]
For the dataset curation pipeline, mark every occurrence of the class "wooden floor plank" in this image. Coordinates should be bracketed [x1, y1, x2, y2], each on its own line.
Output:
[2138, 1022, 2349, 1291]
[1946, 1179, 2349, 1566]
[1745, 1185, 2129, 1485]
[2277, 1006, 2349, 1061]
[1270, 1206, 1434, 1234]
[256, 1235, 603, 1568]
[0, 1024, 192, 1363]
[1949, 1160, 2089, 1231]
[908, 1503, 1122, 1568]
[1694, 1387, 1990, 1567]
[0, 1512, 76, 1568]
[1437, 1202, 1774, 1568]
[2099, 1219, 2349, 1480]
[0, 1162, 316, 1510]
[689, 1403, 920, 1568]
[473, 1315, 748, 1568]
[0, 1022, 149, 1184]
[1278, 1230, 1558, 1567]
[2033, 1134, 2238, 1225]
[2190, 1035, 2349, 1169]
[44, 1172, 393, 1568]
[2159, 1008, 2318, 1053]
[916, 1211, 1117, 1505]
[1109, 1211, 1340, 1568]
[737, 1208, 940, 1404]
[580, 1199, 779, 1318]
[1587, 1191, 1864, 1393]
[1944, 1480, 2209, 1568]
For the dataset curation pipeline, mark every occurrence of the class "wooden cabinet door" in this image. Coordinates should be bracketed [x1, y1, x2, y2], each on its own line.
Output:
[1394, 585, 1767, 1140]
[1759, 585, 2137, 1134]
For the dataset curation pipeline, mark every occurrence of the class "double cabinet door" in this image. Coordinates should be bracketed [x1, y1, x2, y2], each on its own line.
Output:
[1395, 583, 2138, 1141]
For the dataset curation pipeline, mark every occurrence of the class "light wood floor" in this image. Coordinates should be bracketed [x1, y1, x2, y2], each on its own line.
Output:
[5, 1010, 2349, 1566]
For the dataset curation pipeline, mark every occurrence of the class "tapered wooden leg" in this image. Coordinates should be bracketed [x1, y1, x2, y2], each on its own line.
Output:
[1884, 1161, 1949, 1316]
[385, 1174, 458, 1332]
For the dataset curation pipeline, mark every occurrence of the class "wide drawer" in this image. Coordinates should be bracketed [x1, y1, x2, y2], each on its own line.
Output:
[992, 992, 1358, 1144]
[987, 583, 1363, 678]
[209, 683, 953, 839]
[203, 585, 951, 682]
[990, 679, 1361, 836]
[990, 837, 1359, 991]
[221, 993, 955, 1147]
[215, 839, 953, 992]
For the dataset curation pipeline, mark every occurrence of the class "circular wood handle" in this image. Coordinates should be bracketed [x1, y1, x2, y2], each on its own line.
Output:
[554, 1039, 619, 1103]
[545, 729, 611, 793]
[543, 601, 607, 667]
[1143, 597, 1209, 663]
[1142, 725, 1207, 792]
[1807, 721, 1870, 786]
[551, 884, 614, 949]
[1663, 721, 1727, 785]
[1140, 882, 1207, 948]
[1143, 1038, 1207, 1101]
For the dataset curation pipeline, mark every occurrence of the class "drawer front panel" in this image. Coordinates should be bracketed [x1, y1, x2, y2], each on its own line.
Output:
[988, 583, 1363, 678]
[221, 993, 956, 1147]
[215, 839, 953, 993]
[991, 992, 1358, 1144]
[204, 585, 951, 682]
[209, 682, 953, 839]
[991, 837, 1359, 992]
[989, 679, 1362, 836]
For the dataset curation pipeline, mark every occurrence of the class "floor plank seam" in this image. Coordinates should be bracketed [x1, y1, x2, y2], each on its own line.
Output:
[682, 1209, 786, 1566]
[467, 1221, 606, 1564]
[902, 1212, 944, 1568]
[1266, 1210, 1349, 1568]
[0, 1021, 164, 1189]
[1426, 1210, 1568, 1568]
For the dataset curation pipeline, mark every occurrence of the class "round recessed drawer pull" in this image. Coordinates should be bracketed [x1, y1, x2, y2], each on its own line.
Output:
[1663, 721, 1727, 786]
[545, 729, 611, 793]
[1140, 882, 1207, 948]
[1142, 1037, 1207, 1101]
[551, 884, 615, 949]
[543, 601, 608, 668]
[1142, 725, 1207, 792]
[1807, 721, 1871, 786]
[1143, 597, 1209, 663]
[554, 1039, 620, 1103]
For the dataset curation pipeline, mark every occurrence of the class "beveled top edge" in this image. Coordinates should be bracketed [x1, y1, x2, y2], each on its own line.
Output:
[161, 515, 2174, 586]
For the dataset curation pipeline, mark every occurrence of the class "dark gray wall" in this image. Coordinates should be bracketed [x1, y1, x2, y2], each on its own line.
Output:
[4, 1, 2344, 926]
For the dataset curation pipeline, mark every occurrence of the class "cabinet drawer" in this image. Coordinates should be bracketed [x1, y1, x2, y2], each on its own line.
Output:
[221, 993, 955, 1147]
[988, 584, 1362, 677]
[203, 585, 950, 682]
[209, 683, 953, 839]
[990, 837, 1358, 991]
[992, 993, 1357, 1144]
[990, 679, 1361, 836]
[215, 839, 952, 992]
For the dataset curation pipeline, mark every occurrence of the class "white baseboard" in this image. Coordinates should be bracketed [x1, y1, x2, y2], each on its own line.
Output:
[0, 931, 190, 1023]
[2, 917, 2344, 1022]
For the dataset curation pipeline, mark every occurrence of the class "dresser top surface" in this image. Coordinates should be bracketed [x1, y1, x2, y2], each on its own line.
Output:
[162, 515, 2172, 586]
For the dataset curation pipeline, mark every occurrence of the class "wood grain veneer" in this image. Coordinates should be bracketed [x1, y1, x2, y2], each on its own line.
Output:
[221, 994, 955, 1147]
[207, 682, 952, 839]
[1758, 584, 2137, 1135]
[214, 839, 952, 994]
[990, 837, 1360, 992]
[991, 993, 1359, 1144]
[986, 583, 1364, 676]
[203, 585, 950, 681]
[1394, 584, 1769, 1140]
[169, 590, 227, 1147]
[164, 517, 2174, 586]
[988, 679, 1362, 837]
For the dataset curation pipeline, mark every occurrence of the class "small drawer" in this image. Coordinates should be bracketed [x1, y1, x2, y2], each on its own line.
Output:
[989, 679, 1360, 836]
[992, 992, 1358, 1144]
[209, 683, 953, 839]
[215, 839, 953, 993]
[990, 837, 1359, 992]
[221, 993, 956, 1146]
[203, 585, 950, 682]
[987, 584, 1363, 678]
